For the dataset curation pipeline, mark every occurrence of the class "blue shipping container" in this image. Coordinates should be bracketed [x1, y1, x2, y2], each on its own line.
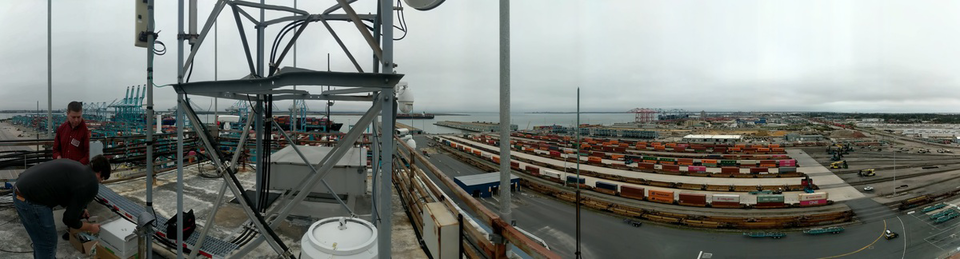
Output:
[566, 176, 586, 184]
[596, 181, 618, 191]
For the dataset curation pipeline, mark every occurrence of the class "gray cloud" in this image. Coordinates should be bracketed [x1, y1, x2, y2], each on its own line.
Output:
[2, 1, 960, 113]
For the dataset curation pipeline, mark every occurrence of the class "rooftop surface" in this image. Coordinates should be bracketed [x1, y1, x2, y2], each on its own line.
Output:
[0, 162, 424, 258]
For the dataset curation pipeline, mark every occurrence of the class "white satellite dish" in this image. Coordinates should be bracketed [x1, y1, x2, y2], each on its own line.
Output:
[403, 0, 445, 11]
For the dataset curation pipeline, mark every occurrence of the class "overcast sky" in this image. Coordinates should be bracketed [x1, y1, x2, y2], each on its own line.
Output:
[3, 1, 960, 113]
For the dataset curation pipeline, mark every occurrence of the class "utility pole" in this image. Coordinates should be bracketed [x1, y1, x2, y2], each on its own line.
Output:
[576, 88, 582, 259]
[498, 0, 512, 229]
[143, 1, 157, 258]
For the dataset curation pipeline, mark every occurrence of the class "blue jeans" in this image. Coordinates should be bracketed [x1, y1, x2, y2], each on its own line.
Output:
[13, 195, 57, 259]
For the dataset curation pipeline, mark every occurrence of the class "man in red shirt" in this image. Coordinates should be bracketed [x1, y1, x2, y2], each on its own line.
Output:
[53, 101, 90, 165]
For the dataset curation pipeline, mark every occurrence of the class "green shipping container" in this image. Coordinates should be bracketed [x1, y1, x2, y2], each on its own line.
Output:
[720, 160, 738, 165]
[660, 158, 676, 162]
[643, 156, 657, 161]
[704, 163, 717, 167]
[757, 195, 785, 203]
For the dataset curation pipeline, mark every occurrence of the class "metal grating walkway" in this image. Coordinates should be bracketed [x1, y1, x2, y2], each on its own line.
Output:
[95, 185, 240, 259]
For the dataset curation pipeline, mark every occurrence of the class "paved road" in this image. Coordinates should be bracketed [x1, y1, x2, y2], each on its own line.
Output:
[415, 135, 948, 259]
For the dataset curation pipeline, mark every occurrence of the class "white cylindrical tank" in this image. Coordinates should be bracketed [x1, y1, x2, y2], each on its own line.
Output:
[301, 217, 378, 259]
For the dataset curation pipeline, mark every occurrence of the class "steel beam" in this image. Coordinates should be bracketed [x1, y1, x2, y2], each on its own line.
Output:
[321, 87, 379, 95]
[187, 92, 373, 102]
[378, 0, 396, 256]
[336, 0, 383, 61]
[180, 0, 228, 76]
[174, 68, 402, 94]
[177, 0, 186, 256]
[323, 0, 358, 14]
[318, 16, 365, 72]
[229, 0, 309, 15]
[230, 5, 257, 76]
[268, 98, 382, 228]
[187, 182, 228, 259]
[176, 96, 294, 258]
[269, 119, 353, 215]
[261, 14, 375, 27]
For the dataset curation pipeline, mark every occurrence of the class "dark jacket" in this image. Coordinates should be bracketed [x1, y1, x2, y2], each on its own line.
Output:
[16, 159, 99, 229]
[53, 120, 90, 165]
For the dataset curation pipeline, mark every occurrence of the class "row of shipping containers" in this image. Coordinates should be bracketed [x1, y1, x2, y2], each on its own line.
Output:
[485, 134, 796, 165]
[598, 181, 830, 209]
[508, 133, 789, 154]
[442, 136, 830, 209]
[446, 136, 809, 195]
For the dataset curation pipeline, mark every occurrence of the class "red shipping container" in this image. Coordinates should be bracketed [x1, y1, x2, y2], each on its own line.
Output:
[550, 151, 561, 157]
[663, 164, 680, 172]
[511, 161, 520, 170]
[749, 168, 768, 173]
[679, 193, 707, 205]
[711, 201, 741, 208]
[639, 163, 655, 170]
[800, 199, 828, 206]
[527, 166, 540, 176]
[721, 167, 739, 174]
[620, 186, 645, 200]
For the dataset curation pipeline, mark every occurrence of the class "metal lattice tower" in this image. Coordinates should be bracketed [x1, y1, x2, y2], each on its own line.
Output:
[155, 1, 403, 258]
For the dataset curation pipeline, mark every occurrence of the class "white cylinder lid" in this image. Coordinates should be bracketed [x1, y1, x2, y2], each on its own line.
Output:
[307, 217, 378, 255]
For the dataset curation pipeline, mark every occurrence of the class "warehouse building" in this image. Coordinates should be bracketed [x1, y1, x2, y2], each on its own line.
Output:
[454, 172, 520, 198]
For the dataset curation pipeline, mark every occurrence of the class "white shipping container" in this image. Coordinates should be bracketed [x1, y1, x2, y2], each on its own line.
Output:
[542, 170, 561, 179]
[482, 153, 492, 159]
[799, 192, 829, 201]
[654, 164, 663, 170]
[712, 194, 741, 203]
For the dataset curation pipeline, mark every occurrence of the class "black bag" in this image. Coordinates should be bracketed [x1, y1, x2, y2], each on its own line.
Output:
[165, 209, 197, 240]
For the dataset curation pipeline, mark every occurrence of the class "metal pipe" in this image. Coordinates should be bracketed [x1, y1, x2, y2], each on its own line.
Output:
[47, 0, 52, 137]
[145, 0, 157, 258]
[378, 0, 395, 256]
[498, 0, 512, 227]
[254, 98, 263, 210]
[189, 0, 197, 44]
[370, 120, 379, 225]
[255, 0, 266, 211]
[177, 0, 186, 256]
[214, 19, 217, 136]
